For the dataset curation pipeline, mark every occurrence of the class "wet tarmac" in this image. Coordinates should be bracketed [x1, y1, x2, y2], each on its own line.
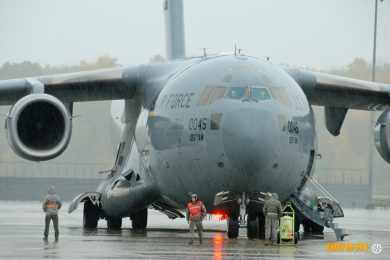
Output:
[0, 201, 388, 259]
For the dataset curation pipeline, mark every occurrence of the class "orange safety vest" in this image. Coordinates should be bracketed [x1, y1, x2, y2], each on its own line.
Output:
[187, 201, 203, 219]
[47, 201, 58, 209]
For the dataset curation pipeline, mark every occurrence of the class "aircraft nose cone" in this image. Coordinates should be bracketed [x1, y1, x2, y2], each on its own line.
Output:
[222, 108, 276, 174]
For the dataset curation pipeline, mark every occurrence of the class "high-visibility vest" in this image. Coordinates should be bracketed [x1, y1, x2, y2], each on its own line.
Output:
[187, 201, 203, 219]
[47, 201, 58, 209]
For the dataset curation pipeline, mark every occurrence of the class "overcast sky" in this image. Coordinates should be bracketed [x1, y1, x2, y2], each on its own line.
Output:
[0, 0, 389, 70]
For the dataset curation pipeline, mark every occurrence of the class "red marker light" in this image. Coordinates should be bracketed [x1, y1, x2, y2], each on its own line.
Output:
[211, 210, 227, 220]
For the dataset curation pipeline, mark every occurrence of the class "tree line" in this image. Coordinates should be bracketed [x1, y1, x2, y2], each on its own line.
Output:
[331, 58, 390, 83]
[0, 55, 118, 80]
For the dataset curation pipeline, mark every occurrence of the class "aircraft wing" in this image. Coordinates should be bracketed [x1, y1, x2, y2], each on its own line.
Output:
[0, 65, 145, 161]
[0, 66, 140, 105]
[286, 68, 390, 111]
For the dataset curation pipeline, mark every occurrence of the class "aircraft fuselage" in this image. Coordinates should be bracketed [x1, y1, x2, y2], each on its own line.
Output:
[100, 55, 316, 216]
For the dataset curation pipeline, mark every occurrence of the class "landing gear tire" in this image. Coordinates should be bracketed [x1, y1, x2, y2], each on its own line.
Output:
[131, 208, 148, 230]
[311, 222, 324, 235]
[227, 217, 239, 239]
[247, 214, 259, 239]
[257, 213, 265, 239]
[83, 200, 99, 229]
[107, 216, 122, 230]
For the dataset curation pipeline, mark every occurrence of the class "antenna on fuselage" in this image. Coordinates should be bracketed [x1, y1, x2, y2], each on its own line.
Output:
[234, 44, 244, 56]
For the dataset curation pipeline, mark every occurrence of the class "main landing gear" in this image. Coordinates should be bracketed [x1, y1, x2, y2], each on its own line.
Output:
[83, 200, 99, 229]
[83, 201, 148, 231]
[106, 208, 149, 231]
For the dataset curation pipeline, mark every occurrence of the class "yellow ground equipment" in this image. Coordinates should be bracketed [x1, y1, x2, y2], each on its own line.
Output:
[278, 203, 298, 245]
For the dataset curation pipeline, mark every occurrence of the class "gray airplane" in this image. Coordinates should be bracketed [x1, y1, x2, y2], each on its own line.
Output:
[1, 0, 389, 240]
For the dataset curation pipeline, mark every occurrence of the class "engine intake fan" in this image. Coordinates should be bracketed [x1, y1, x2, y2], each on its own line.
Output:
[6, 94, 72, 161]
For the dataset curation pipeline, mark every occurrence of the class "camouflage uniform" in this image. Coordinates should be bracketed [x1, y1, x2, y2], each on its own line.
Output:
[263, 193, 282, 244]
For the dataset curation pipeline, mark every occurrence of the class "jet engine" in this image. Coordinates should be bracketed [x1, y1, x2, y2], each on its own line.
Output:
[374, 109, 390, 163]
[5, 94, 72, 161]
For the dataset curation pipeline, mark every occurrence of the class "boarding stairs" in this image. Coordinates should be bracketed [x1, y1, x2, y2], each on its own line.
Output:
[290, 176, 348, 241]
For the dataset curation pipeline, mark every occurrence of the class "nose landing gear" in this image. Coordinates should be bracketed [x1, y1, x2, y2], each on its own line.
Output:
[214, 191, 267, 239]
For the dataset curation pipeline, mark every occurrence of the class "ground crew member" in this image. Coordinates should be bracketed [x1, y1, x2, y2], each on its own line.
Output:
[263, 193, 282, 245]
[186, 193, 207, 245]
[42, 186, 62, 242]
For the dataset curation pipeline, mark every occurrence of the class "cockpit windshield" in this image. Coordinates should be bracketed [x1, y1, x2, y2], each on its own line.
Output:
[226, 87, 247, 99]
[198, 85, 272, 105]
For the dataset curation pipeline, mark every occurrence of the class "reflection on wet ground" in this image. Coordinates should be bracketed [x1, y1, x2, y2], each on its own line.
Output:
[0, 201, 388, 259]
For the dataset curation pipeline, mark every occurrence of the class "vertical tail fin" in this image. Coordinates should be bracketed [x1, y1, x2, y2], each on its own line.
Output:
[163, 0, 185, 60]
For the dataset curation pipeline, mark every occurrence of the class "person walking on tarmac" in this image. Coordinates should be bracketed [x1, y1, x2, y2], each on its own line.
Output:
[263, 193, 282, 245]
[186, 193, 207, 245]
[42, 186, 62, 242]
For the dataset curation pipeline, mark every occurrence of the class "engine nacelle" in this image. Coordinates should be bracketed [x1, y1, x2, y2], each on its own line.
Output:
[6, 94, 72, 161]
[375, 109, 390, 163]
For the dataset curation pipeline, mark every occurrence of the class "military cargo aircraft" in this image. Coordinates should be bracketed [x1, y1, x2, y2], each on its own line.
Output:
[1, 0, 389, 240]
